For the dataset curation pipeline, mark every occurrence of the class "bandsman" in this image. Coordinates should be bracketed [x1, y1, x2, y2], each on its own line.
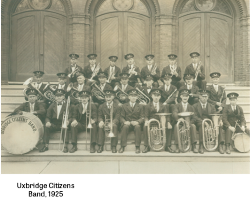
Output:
[65, 54, 83, 84]
[184, 52, 206, 90]
[55, 73, 68, 92]
[83, 54, 102, 80]
[221, 93, 250, 154]
[172, 89, 198, 153]
[97, 90, 121, 153]
[141, 54, 160, 87]
[103, 56, 121, 88]
[143, 88, 172, 153]
[207, 72, 226, 112]
[162, 54, 183, 89]
[70, 90, 98, 153]
[119, 89, 144, 153]
[137, 74, 154, 103]
[122, 53, 142, 87]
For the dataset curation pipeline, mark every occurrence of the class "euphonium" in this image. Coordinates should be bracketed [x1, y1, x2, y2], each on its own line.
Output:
[66, 83, 80, 100]
[176, 112, 193, 153]
[135, 87, 150, 104]
[91, 83, 105, 100]
[23, 77, 45, 101]
[43, 82, 57, 103]
[115, 86, 129, 101]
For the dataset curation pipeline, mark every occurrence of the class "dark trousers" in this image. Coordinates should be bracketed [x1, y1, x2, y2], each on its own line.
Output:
[220, 127, 250, 145]
[71, 122, 98, 144]
[173, 124, 197, 145]
[196, 122, 204, 143]
[98, 124, 118, 147]
[44, 123, 69, 144]
[120, 124, 141, 147]
[194, 80, 207, 90]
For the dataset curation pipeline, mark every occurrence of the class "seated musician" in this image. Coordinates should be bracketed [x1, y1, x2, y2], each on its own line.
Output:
[179, 74, 199, 105]
[143, 88, 172, 153]
[103, 56, 121, 88]
[122, 53, 142, 87]
[92, 71, 113, 105]
[65, 54, 83, 84]
[40, 89, 72, 153]
[141, 54, 160, 87]
[221, 92, 250, 154]
[172, 89, 198, 153]
[83, 54, 102, 80]
[159, 73, 177, 105]
[114, 73, 133, 106]
[97, 89, 121, 153]
[70, 90, 98, 153]
[207, 72, 226, 113]
[13, 88, 46, 123]
[192, 90, 217, 154]
[162, 54, 183, 89]
[184, 52, 206, 90]
[119, 89, 144, 153]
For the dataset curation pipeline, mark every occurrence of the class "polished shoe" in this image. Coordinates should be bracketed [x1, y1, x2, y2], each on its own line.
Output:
[119, 147, 125, 153]
[167, 146, 175, 153]
[219, 144, 225, 154]
[175, 148, 180, 153]
[97, 145, 103, 153]
[199, 144, 204, 154]
[111, 146, 117, 153]
[142, 146, 150, 153]
[39, 146, 48, 152]
[193, 144, 198, 153]
[62, 146, 68, 153]
[69, 146, 77, 153]
[135, 146, 140, 154]
[226, 144, 231, 154]
[90, 143, 96, 153]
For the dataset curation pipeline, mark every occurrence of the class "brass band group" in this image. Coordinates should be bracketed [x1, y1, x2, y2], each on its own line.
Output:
[13, 52, 250, 154]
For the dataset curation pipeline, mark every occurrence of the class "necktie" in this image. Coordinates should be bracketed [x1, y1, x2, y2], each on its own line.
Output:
[202, 104, 206, 110]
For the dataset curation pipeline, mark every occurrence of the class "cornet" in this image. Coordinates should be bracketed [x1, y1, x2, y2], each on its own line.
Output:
[68, 67, 80, 77]
[194, 61, 202, 81]
[89, 63, 100, 81]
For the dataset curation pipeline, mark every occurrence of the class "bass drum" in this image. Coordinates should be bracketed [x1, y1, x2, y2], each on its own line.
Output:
[233, 133, 250, 153]
[1, 112, 44, 154]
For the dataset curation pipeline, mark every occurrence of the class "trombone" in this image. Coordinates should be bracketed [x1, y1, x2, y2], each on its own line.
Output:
[104, 103, 115, 151]
[85, 96, 93, 150]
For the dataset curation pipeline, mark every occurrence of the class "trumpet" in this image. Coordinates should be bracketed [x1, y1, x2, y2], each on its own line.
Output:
[135, 87, 150, 104]
[219, 85, 226, 103]
[107, 69, 115, 83]
[89, 63, 100, 81]
[170, 62, 177, 75]
[128, 65, 136, 78]
[194, 61, 202, 81]
[91, 83, 105, 100]
[151, 63, 157, 75]
[68, 66, 80, 77]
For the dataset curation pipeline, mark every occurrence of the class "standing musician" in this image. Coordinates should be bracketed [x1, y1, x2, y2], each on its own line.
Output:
[207, 72, 226, 112]
[162, 54, 183, 89]
[13, 88, 46, 123]
[97, 90, 121, 153]
[192, 90, 217, 154]
[40, 89, 71, 153]
[172, 89, 198, 153]
[159, 74, 177, 105]
[103, 56, 121, 88]
[83, 54, 102, 80]
[119, 89, 145, 153]
[65, 54, 83, 84]
[143, 88, 172, 153]
[184, 52, 206, 90]
[141, 54, 160, 87]
[179, 74, 199, 105]
[70, 90, 98, 153]
[221, 93, 250, 154]
[91, 72, 113, 105]
[122, 53, 142, 87]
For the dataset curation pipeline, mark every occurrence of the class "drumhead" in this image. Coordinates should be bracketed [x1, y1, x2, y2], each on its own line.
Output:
[1, 113, 44, 154]
[234, 133, 250, 153]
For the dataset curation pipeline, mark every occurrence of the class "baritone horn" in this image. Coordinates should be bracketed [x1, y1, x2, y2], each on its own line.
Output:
[176, 112, 193, 153]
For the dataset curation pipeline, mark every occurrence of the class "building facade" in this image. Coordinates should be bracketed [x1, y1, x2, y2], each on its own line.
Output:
[1, 0, 250, 85]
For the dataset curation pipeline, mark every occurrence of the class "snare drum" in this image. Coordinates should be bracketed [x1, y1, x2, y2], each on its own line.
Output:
[1, 112, 44, 154]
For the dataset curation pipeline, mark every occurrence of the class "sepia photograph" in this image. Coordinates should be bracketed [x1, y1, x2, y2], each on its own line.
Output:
[1, 0, 250, 177]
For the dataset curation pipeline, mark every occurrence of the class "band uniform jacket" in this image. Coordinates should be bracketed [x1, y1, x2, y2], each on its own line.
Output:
[179, 85, 200, 98]
[64, 65, 83, 83]
[115, 83, 134, 104]
[71, 102, 98, 124]
[92, 82, 112, 105]
[120, 102, 144, 125]
[191, 102, 216, 124]
[184, 64, 205, 81]
[13, 101, 46, 123]
[98, 101, 120, 125]
[25, 83, 47, 103]
[171, 103, 195, 124]
[140, 65, 160, 83]
[207, 85, 227, 107]
[159, 84, 177, 104]
[83, 64, 102, 79]
[71, 81, 92, 105]
[222, 105, 246, 128]
[145, 102, 170, 123]
[104, 66, 121, 87]
[162, 65, 182, 82]
[122, 65, 141, 84]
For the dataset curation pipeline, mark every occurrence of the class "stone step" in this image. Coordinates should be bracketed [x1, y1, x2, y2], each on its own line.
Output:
[1, 94, 26, 102]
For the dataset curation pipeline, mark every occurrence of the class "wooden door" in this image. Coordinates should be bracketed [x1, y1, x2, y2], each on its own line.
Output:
[96, 12, 150, 70]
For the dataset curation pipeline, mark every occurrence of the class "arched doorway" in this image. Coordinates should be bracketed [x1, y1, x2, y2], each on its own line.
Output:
[178, 0, 233, 83]
[10, 0, 67, 81]
[95, 0, 151, 69]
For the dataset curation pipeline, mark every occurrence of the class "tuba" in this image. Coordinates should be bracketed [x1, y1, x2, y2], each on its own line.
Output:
[147, 113, 171, 151]
[176, 112, 193, 152]
[202, 114, 220, 151]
